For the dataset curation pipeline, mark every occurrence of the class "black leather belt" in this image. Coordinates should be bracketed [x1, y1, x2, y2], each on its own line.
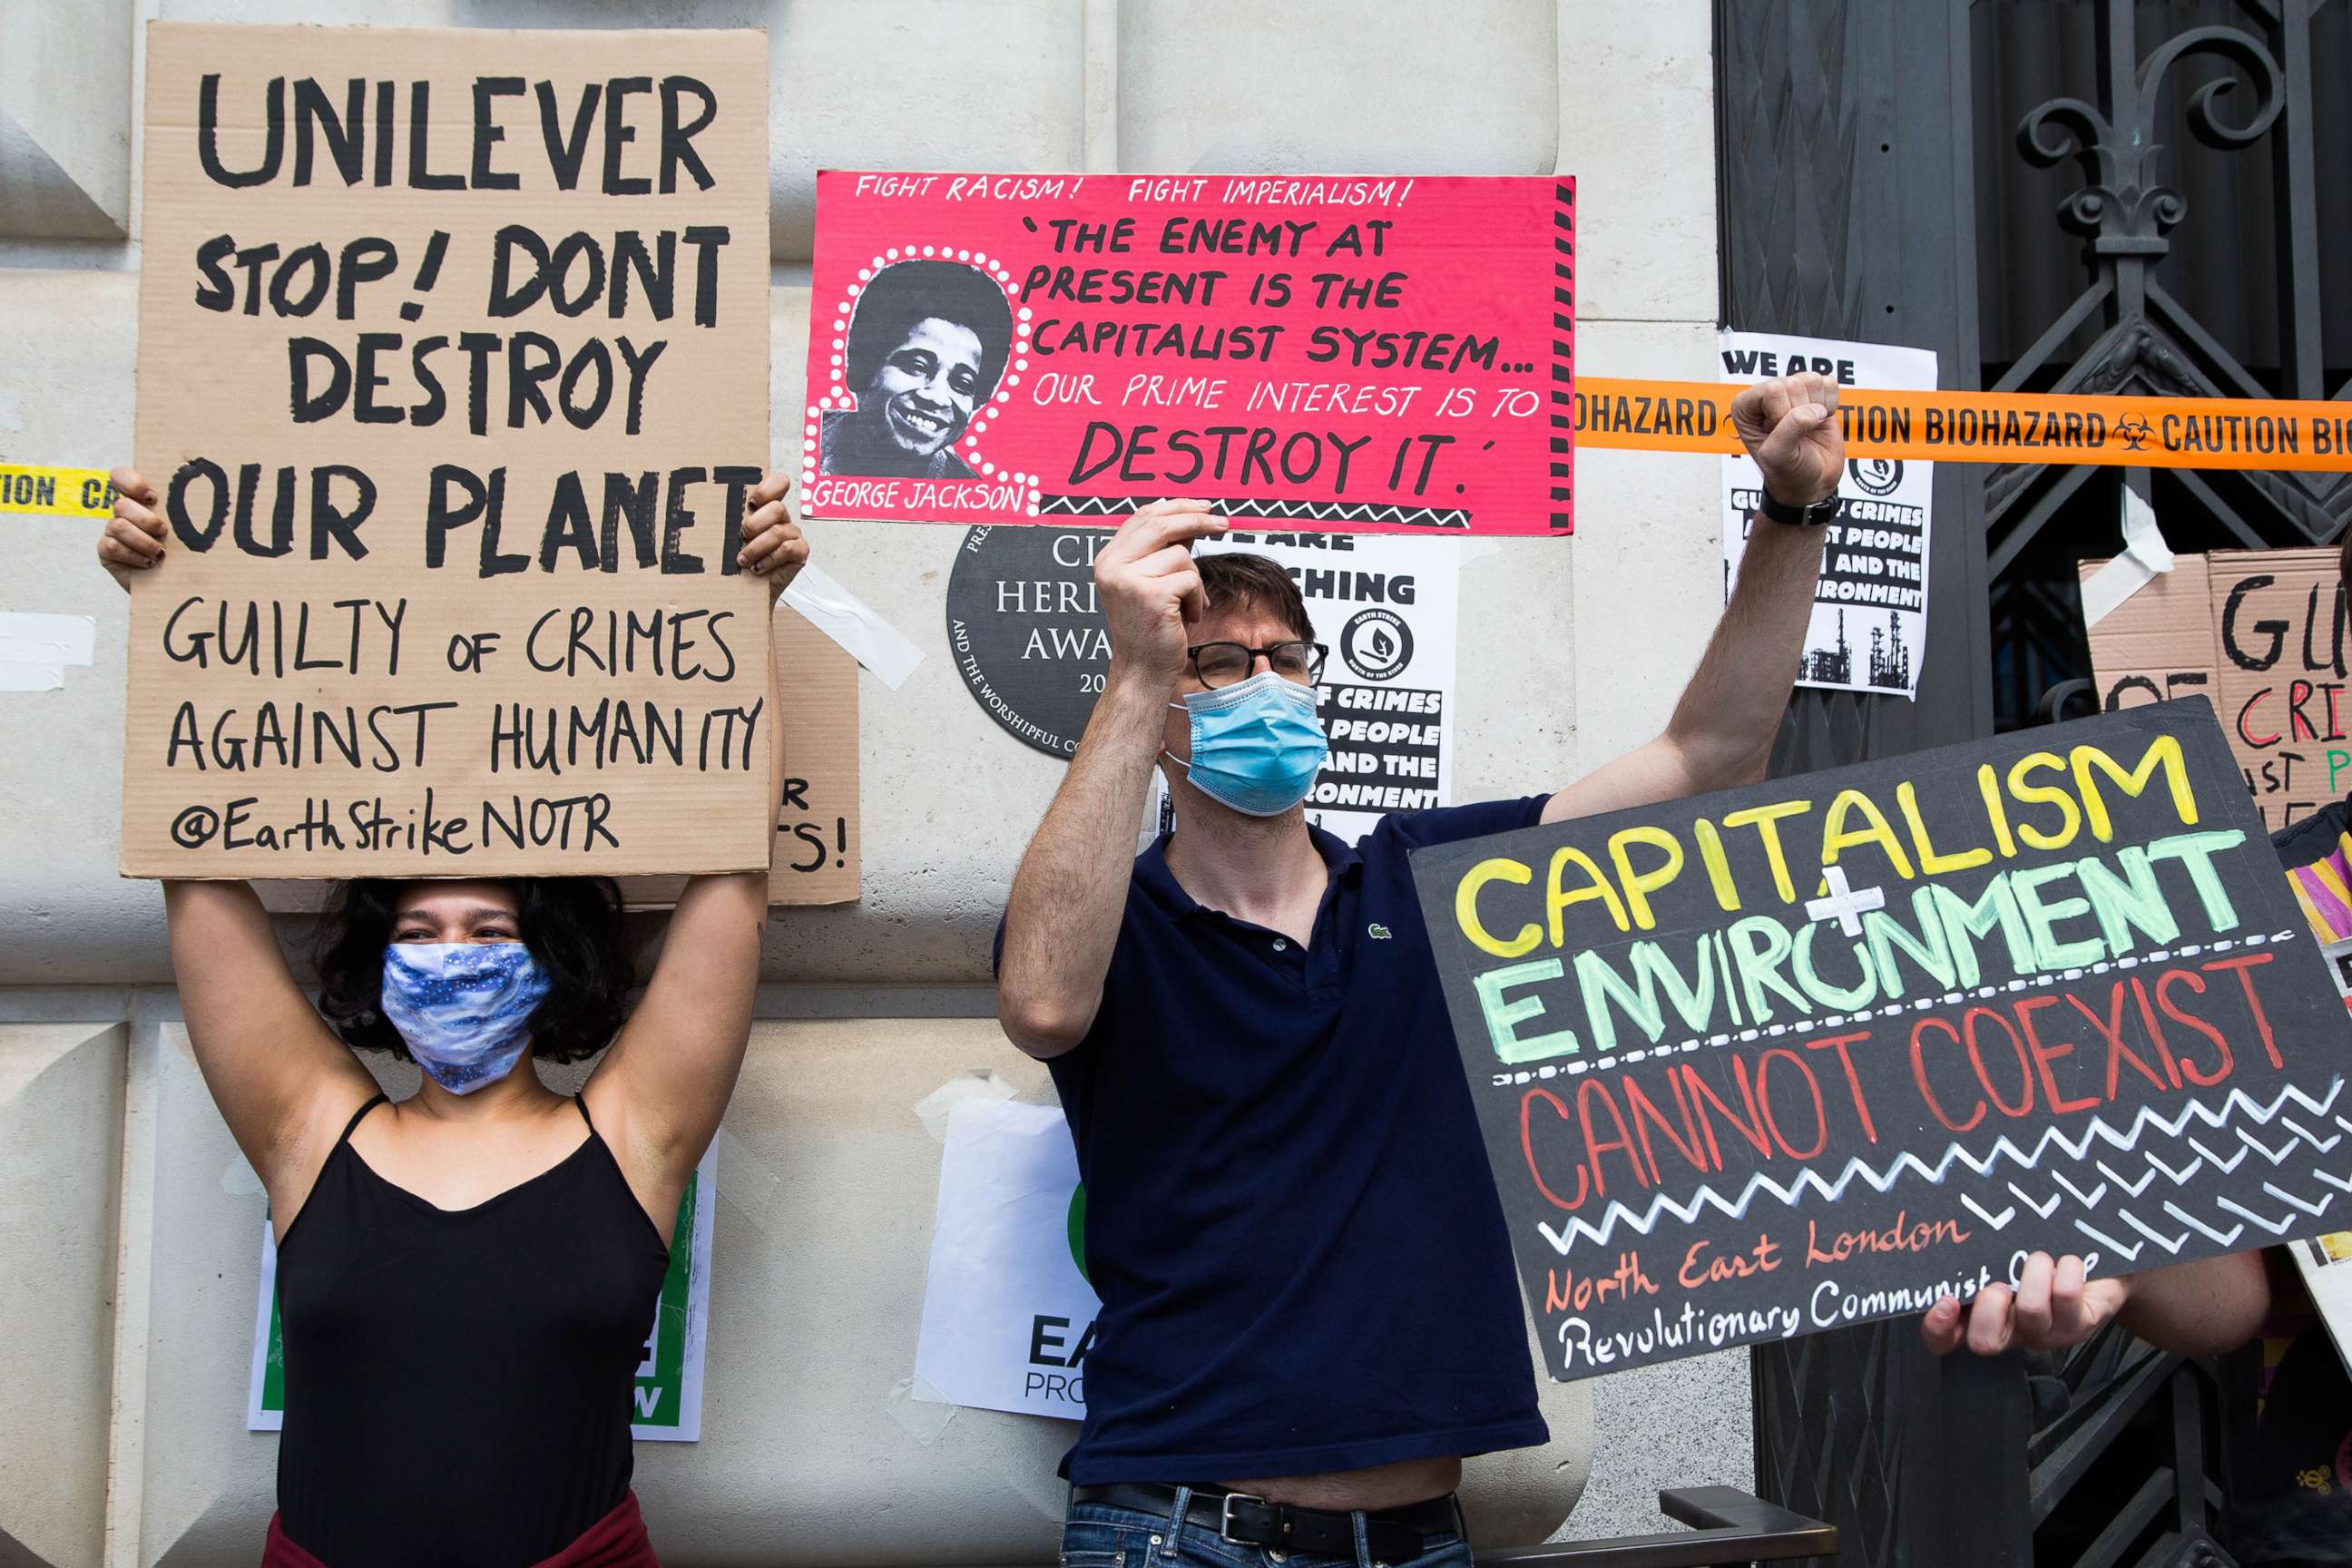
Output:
[1071, 1482, 1456, 1563]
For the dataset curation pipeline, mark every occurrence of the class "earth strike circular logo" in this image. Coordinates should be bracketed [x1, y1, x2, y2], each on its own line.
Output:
[1339, 606, 1414, 681]
[1848, 456, 1904, 496]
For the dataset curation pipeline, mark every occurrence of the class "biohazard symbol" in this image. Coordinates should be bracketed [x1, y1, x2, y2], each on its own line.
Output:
[2114, 416, 2156, 452]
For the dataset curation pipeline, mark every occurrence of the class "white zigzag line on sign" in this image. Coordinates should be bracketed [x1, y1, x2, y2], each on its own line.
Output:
[2118, 1208, 2188, 1253]
[2285, 1117, 2341, 1153]
[2216, 1194, 2293, 1235]
[1532, 1078, 2343, 1255]
[2268, 1182, 2332, 1219]
[2074, 1219, 2141, 1262]
[2164, 1200, 2243, 1248]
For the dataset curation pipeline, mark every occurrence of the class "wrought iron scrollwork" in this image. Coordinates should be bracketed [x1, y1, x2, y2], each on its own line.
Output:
[2018, 25, 2286, 255]
[1985, 0, 2346, 685]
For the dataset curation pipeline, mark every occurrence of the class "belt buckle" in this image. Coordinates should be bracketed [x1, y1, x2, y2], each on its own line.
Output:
[1219, 1493, 1271, 1544]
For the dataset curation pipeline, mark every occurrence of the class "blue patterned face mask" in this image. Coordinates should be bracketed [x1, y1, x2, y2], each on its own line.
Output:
[380, 942, 553, 1094]
[1166, 670, 1329, 818]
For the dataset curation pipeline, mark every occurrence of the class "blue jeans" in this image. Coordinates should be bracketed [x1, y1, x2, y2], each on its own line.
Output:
[1057, 1488, 1475, 1568]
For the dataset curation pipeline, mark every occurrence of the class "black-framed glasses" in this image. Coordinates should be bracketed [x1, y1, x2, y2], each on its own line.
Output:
[1188, 640, 1327, 688]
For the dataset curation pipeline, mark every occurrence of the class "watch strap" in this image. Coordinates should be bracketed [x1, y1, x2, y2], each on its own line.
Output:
[1757, 487, 1839, 527]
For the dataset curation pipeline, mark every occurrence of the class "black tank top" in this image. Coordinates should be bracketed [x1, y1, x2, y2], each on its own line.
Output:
[273, 1094, 671, 1568]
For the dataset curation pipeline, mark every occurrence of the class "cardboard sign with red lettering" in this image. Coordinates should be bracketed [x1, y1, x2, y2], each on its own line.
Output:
[2082, 548, 2350, 833]
[1414, 701, 2343, 1379]
[799, 172, 1575, 535]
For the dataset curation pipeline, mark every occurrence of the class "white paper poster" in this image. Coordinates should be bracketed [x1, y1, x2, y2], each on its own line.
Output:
[912, 1098, 1101, 1419]
[1151, 532, 1464, 844]
[2290, 1231, 2352, 1376]
[248, 1138, 718, 1440]
[1720, 329, 1938, 700]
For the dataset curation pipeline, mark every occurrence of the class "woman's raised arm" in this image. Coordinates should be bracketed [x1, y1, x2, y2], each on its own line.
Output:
[107, 467, 378, 1200]
[586, 473, 807, 1212]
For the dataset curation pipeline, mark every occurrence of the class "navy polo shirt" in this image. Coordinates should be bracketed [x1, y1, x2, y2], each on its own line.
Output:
[1005, 798, 1552, 1484]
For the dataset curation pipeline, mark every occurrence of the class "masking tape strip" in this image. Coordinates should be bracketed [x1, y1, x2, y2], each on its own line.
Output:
[781, 564, 925, 690]
[886, 1374, 961, 1446]
[712, 1125, 785, 1236]
[2080, 486, 2178, 628]
[913, 1068, 1016, 1143]
[1574, 377, 2352, 471]
[0, 612, 96, 692]
[0, 464, 113, 519]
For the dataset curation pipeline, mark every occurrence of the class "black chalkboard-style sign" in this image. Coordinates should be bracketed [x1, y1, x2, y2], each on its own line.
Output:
[1411, 700, 2348, 1380]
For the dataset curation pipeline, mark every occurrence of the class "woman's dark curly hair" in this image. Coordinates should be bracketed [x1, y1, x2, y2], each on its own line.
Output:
[846, 259, 1014, 402]
[313, 877, 635, 1064]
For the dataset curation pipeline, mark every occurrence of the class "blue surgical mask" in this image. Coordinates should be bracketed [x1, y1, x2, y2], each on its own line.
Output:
[1166, 670, 1329, 818]
[380, 942, 553, 1094]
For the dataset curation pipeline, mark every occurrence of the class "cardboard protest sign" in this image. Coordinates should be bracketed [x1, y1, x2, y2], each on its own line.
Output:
[2079, 553, 2218, 718]
[252, 1139, 717, 1438]
[126, 24, 772, 877]
[801, 173, 1575, 535]
[1413, 701, 2347, 1380]
[1720, 331, 1936, 699]
[621, 601, 862, 907]
[2205, 551, 2350, 831]
[2082, 548, 2349, 832]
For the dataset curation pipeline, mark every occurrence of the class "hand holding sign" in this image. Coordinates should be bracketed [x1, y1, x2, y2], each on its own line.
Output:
[1733, 370, 1846, 506]
[1918, 1250, 2125, 1355]
[1096, 499, 1227, 692]
[735, 472, 809, 587]
[100, 468, 167, 580]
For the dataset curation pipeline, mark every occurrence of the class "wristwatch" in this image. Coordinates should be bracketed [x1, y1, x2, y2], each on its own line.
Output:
[1756, 486, 1840, 527]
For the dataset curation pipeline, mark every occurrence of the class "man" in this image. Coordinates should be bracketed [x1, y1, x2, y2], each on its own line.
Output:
[995, 373, 1847, 1565]
[818, 258, 1012, 480]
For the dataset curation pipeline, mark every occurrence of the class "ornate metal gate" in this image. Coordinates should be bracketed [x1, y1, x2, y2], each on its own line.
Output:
[1718, 1, 2347, 1563]
[1980, 0, 2350, 731]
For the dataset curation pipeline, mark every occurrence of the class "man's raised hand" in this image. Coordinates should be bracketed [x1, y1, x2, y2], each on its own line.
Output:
[1731, 370, 1845, 507]
[1094, 497, 1226, 690]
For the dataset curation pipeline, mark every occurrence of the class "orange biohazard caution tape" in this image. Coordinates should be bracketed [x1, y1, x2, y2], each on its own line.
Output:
[0, 464, 114, 519]
[1574, 377, 2352, 471]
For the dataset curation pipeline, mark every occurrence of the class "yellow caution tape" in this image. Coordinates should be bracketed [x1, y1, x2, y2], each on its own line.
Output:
[1, 465, 115, 519]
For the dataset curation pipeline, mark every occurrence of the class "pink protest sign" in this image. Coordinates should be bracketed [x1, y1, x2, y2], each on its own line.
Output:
[801, 173, 1574, 535]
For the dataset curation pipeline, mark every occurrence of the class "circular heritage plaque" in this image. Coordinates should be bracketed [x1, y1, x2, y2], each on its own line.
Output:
[945, 524, 1118, 758]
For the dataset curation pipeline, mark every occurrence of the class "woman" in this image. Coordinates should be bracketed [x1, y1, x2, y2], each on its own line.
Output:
[99, 467, 808, 1568]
